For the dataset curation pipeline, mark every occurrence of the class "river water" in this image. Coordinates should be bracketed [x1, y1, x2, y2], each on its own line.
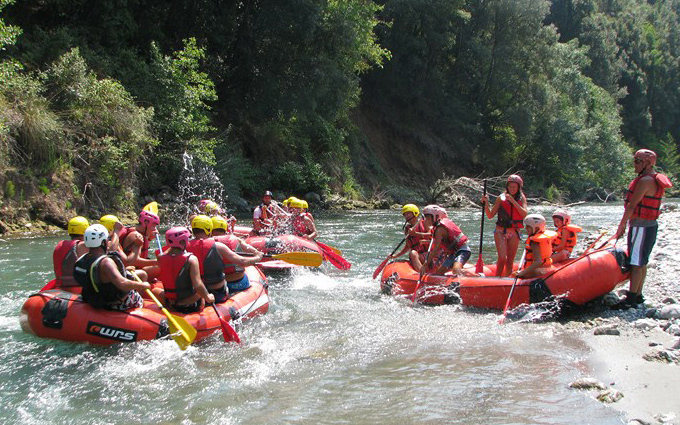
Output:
[0, 204, 634, 424]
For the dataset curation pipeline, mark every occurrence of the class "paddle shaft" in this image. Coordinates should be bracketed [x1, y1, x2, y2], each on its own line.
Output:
[373, 238, 406, 280]
[412, 237, 435, 303]
[478, 180, 487, 258]
[499, 249, 527, 323]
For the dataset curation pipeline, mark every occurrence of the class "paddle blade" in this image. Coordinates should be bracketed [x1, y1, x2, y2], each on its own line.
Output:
[320, 247, 351, 270]
[41, 279, 58, 291]
[373, 257, 390, 280]
[474, 255, 484, 273]
[219, 317, 241, 344]
[166, 313, 197, 350]
[143, 201, 159, 215]
[271, 251, 323, 267]
[317, 241, 342, 256]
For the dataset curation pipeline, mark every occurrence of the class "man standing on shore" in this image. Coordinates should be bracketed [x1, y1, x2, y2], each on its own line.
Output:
[613, 149, 673, 309]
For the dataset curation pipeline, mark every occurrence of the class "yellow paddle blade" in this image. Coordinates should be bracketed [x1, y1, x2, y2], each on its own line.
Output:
[271, 251, 323, 267]
[143, 201, 159, 215]
[165, 311, 198, 350]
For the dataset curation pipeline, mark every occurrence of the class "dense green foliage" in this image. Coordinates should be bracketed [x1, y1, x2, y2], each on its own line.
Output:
[2, 0, 679, 215]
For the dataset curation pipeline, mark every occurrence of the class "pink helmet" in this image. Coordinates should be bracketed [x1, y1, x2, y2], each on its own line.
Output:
[507, 174, 524, 188]
[197, 199, 212, 212]
[634, 149, 657, 166]
[422, 204, 446, 221]
[552, 209, 571, 224]
[436, 206, 448, 219]
[139, 210, 160, 227]
[165, 227, 191, 249]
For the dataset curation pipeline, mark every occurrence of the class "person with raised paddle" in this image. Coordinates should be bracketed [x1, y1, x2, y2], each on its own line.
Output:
[420, 205, 472, 276]
[481, 174, 528, 277]
[612, 149, 673, 310]
[211, 215, 264, 293]
[513, 214, 557, 279]
[550, 209, 582, 263]
[158, 226, 215, 313]
[74, 224, 157, 311]
[52, 216, 90, 290]
[390, 204, 432, 271]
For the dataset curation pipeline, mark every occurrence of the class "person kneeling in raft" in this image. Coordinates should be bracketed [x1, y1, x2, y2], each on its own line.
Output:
[211, 216, 264, 294]
[158, 227, 215, 313]
[513, 214, 557, 279]
[119, 209, 161, 280]
[390, 204, 432, 271]
[421, 205, 474, 276]
[550, 209, 582, 263]
[188, 215, 263, 302]
[74, 224, 159, 311]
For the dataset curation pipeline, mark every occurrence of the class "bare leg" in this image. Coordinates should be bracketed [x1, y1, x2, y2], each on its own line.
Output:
[551, 250, 570, 263]
[505, 233, 521, 277]
[410, 250, 424, 271]
[494, 231, 508, 277]
[629, 265, 647, 294]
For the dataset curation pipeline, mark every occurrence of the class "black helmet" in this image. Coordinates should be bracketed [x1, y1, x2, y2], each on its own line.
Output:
[263, 190, 273, 197]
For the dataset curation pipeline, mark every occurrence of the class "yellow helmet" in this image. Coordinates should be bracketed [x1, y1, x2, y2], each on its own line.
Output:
[67, 216, 90, 236]
[211, 215, 229, 232]
[191, 214, 213, 235]
[99, 215, 120, 233]
[401, 204, 420, 217]
[282, 197, 292, 207]
[204, 201, 220, 215]
[301, 200, 309, 209]
[289, 198, 304, 209]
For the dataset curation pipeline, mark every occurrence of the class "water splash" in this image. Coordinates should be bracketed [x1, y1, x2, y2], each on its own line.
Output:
[170, 152, 227, 225]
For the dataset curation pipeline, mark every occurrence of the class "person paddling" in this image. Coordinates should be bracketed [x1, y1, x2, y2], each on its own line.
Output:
[52, 216, 90, 289]
[481, 174, 528, 276]
[211, 216, 264, 294]
[421, 205, 472, 276]
[514, 214, 556, 279]
[73, 224, 154, 310]
[612, 149, 673, 309]
[158, 227, 215, 313]
[390, 204, 432, 271]
[550, 209, 582, 263]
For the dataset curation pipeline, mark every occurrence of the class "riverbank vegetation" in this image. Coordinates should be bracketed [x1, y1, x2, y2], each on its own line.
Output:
[1, 0, 680, 228]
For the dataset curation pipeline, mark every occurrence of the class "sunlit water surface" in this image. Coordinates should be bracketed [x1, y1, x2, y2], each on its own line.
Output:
[0, 204, 640, 424]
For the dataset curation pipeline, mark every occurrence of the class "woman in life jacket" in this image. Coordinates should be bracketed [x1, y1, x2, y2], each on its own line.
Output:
[390, 204, 433, 271]
[73, 224, 152, 311]
[100, 214, 150, 282]
[119, 209, 161, 280]
[290, 198, 318, 240]
[211, 216, 264, 293]
[159, 227, 214, 313]
[52, 216, 90, 289]
[514, 214, 557, 279]
[421, 205, 472, 276]
[481, 174, 528, 277]
[550, 209, 582, 263]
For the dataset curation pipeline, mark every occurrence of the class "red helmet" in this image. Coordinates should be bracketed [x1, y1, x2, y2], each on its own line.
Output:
[139, 210, 160, 227]
[552, 209, 571, 225]
[634, 149, 657, 166]
[507, 174, 524, 188]
[165, 227, 191, 249]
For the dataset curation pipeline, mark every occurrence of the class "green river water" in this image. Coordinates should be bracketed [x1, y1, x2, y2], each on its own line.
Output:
[0, 204, 635, 424]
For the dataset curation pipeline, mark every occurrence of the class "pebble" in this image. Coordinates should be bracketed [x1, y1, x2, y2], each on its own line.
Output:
[633, 319, 659, 331]
[662, 297, 678, 304]
[673, 338, 680, 350]
[594, 325, 620, 336]
[659, 304, 680, 320]
[569, 377, 607, 390]
[643, 348, 679, 364]
[654, 412, 677, 423]
[596, 388, 624, 403]
[666, 324, 680, 337]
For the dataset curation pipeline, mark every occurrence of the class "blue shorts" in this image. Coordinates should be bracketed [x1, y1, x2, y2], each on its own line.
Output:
[441, 245, 472, 269]
[628, 224, 658, 267]
[227, 274, 251, 293]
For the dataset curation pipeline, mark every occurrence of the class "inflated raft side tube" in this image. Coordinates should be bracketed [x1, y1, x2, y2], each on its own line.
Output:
[20, 266, 269, 346]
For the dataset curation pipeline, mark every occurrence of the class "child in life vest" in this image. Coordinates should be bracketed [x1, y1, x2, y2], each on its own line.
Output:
[514, 214, 557, 279]
[550, 209, 582, 263]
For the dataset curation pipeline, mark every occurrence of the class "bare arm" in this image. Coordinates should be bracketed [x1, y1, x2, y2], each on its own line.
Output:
[506, 193, 528, 218]
[100, 257, 150, 292]
[303, 216, 318, 240]
[616, 177, 657, 238]
[217, 242, 263, 266]
[552, 228, 568, 252]
[482, 196, 502, 219]
[517, 243, 543, 278]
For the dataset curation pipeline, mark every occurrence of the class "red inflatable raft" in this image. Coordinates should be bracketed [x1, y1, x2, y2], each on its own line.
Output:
[20, 266, 269, 346]
[246, 234, 324, 272]
[380, 247, 630, 309]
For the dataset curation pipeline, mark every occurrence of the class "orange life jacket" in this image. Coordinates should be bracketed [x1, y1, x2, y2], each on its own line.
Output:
[158, 252, 194, 301]
[497, 198, 524, 229]
[625, 173, 673, 220]
[406, 220, 432, 254]
[186, 239, 225, 285]
[53, 239, 81, 288]
[438, 218, 469, 254]
[524, 230, 557, 269]
[552, 224, 582, 253]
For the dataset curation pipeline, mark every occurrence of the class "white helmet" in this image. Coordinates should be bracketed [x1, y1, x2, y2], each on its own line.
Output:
[422, 204, 445, 221]
[436, 206, 448, 219]
[552, 209, 571, 225]
[523, 214, 546, 234]
[84, 224, 109, 248]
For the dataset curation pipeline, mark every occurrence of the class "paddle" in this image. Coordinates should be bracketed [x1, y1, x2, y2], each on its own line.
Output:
[475, 179, 488, 273]
[499, 249, 528, 324]
[317, 241, 342, 256]
[412, 238, 435, 303]
[240, 251, 323, 267]
[316, 241, 351, 270]
[132, 274, 197, 350]
[373, 238, 406, 280]
[211, 304, 241, 343]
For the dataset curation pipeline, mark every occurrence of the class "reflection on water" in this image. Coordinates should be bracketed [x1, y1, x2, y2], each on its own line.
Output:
[0, 204, 636, 424]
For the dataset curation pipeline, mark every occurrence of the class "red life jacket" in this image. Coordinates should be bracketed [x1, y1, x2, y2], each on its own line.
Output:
[159, 252, 194, 301]
[406, 220, 431, 254]
[292, 213, 312, 236]
[437, 218, 469, 254]
[497, 198, 524, 229]
[625, 173, 673, 220]
[213, 235, 244, 274]
[52, 239, 81, 287]
[524, 230, 557, 269]
[120, 226, 151, 259]
[186, 238, 225, 285]
[552, 224, 582, 253]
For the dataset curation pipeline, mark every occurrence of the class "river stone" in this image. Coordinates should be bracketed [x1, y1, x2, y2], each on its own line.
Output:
[594, 325, 620, 336]
[654, 412, 677, 423]
[673, 338, 680, 350]
[643, 348, 679, 364]
[666, 324, 680, 336]
[597, 388, 624, 403]
[602, 292, 621, 306]
[659, 304, 680, 320]
[645, 308, 659, 319]
[663, 297, 678, 305]
[304, 192, 322, 204]
[633, 318, 658, 331]
[569, 377, 606, 390]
